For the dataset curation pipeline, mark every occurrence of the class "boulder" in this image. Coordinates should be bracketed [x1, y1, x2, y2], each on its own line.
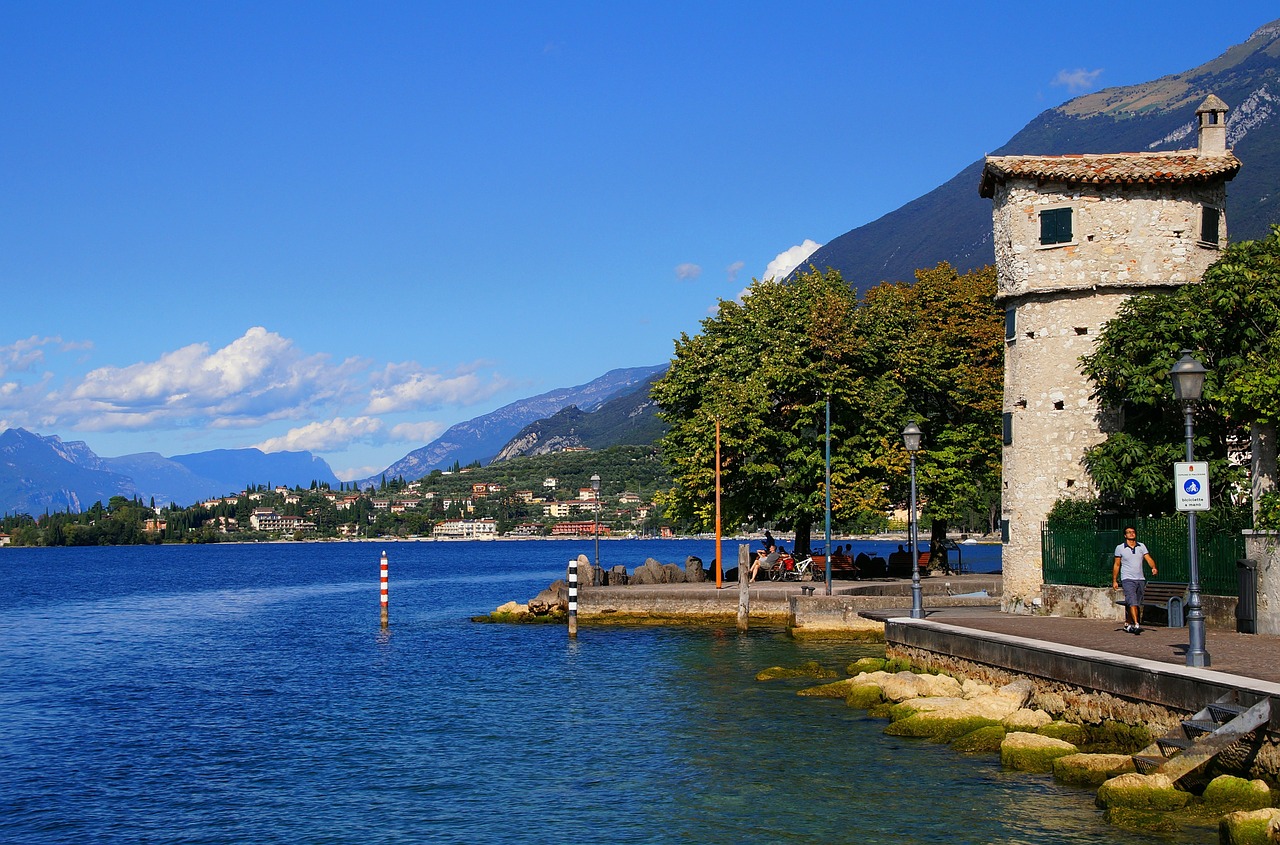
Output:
[952, 725, 1007, 752]
[797, 678, 859, 698]
[1000, 731, 1078, 772]
[630, 558, 688, 585]
[684, 555, 708, 582]
[1202, 775, 1273, 815]
[994, 679, 1035, 709]
[888, 696, 968, 720]
[961, 678, 996, 699]
[1218, 808, 1280, 845]
[492, 600, 527, 615]
[1002, 708, 1052, 732]
[1051, 753, 1135, 787]
[847, 657, 887, 675]
[527, 580, 568, 614]
[918, 673, 964, 698]
[845, 685, 885, 709]
[886, 714, 1001, 742]
[1095, 772, 1190, 811]
[1037, 721, 1087, 746]
[607, 565, 630, 586]
[755, 660, 838, 681]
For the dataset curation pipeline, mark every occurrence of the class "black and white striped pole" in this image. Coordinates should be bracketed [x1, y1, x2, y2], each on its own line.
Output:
[568, 557, 578, 638]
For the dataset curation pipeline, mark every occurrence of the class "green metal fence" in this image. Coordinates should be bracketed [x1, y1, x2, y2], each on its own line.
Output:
[1041, 516, 1244, 596]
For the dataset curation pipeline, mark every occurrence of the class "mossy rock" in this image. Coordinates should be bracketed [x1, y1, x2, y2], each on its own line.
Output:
[847, 657, 886, 675]
[756, 660, 838, 681]
[952, 725, 1007, 753]
[797, 678, 857, 698]
[883, 657, 914, 673]
[845, 685, 885, 710]
[885, 714, 999, 741]
[1038, 721, 1086, 746]
[1081, 720, 1151, 753]
[1103, 807, 1184, 835]
[1218, 808, 1280, 845]
[1000, 732, 1077, 773]
[1201, 775, 1273, 814]
[1051, 753, 1135, 787]
[867, 702, 895, 720]
[1096, 773, 1191, 811]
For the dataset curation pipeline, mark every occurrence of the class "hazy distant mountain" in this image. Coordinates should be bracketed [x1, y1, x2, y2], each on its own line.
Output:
[369, 365, 667, 483]
[802, 18, 1280, 291]
[0, 428, 342, 514]
[0, 429, 136, 515]
[490, 370, 666, 461]
[168, 449, 339, 495]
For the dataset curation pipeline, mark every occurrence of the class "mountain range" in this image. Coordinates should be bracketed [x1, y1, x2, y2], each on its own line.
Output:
[801, 18, 1280, 291]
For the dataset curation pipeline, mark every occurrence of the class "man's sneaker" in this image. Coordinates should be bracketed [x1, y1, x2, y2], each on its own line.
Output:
[1123, 623, 1133, 633]
[1132, 624, 1141, 634]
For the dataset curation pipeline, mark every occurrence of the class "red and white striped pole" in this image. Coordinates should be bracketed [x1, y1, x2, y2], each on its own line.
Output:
[379, 549, 389, 628]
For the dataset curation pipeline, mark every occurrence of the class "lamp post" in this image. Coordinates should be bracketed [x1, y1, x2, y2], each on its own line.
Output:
[1170, 351, 1210, 667]
[902, 421, 924, 619]
[825, 394, 832, 597]
[591, 473, 601, 585]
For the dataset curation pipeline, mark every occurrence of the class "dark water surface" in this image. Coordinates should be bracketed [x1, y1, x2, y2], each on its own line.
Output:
[0, 541, 1199, 843]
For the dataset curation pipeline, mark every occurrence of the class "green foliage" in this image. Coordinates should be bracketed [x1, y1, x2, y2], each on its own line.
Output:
[652, 263, 1003, 548]
[1045, 497, 1100, 529]
[1257, 491, 1280, 531]
[1081, 226, 1280, 513]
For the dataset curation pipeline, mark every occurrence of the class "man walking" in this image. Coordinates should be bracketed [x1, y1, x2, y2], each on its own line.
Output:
[1113, 526, 1158, 633]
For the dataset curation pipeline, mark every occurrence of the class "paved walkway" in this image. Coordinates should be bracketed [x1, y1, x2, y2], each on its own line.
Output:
[902, 607, 1280, 685]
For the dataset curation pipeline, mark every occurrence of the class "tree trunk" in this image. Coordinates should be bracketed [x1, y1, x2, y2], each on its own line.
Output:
[792, 514, 813, 557]
[1254, 421, 1278, 520]
[930, 518, 949, 567]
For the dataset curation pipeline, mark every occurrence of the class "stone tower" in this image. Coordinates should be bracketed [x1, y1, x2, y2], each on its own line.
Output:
[978, 96, 1240, 609]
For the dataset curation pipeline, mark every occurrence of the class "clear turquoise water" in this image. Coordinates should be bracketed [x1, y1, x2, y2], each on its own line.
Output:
[0, 541, 1202, 843]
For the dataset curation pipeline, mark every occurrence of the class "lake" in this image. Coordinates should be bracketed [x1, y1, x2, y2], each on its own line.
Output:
[0, 540, 1200, 843]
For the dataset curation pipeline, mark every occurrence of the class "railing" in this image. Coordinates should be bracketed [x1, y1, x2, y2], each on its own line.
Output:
[1042, 516, 1244, 596]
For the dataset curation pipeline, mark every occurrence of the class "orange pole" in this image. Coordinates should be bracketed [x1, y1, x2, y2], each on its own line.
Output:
[715, 419, 722, 589]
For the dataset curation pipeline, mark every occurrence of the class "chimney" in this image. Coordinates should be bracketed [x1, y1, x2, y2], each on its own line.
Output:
[1196, 94, 1229, 154]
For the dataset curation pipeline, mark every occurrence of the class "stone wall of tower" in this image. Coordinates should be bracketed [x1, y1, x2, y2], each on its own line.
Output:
[993, 178, 1229, 607]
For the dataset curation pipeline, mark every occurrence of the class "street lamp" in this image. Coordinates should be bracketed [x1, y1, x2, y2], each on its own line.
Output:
[1170, 351, 1210, 667]
[902, 421, 924, 619]
[591, 473, 601, 584]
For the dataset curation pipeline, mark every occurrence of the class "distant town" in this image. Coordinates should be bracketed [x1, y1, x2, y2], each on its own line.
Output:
[0, 445, 675, 546]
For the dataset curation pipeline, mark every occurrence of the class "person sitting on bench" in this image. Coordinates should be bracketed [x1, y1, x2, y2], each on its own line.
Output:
[750, 545, 779, 583]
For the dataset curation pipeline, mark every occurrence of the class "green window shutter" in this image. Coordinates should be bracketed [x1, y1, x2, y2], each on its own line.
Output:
[1005, 308, 1016, 341]
[1002, 412, 1013, 446]
[1040, 207, 1073, 245]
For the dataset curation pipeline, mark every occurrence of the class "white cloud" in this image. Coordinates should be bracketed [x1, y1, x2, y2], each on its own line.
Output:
[725, 261, 745, 283]
[762, 239, 822, 282]
[0, 335, 61, 377]
[67, 327, 352, 426]
[1052, 68, 1103, 94]
[674, 262, 702, 281]
[365, 365, 509, 415]
[253, 416, 385, 453]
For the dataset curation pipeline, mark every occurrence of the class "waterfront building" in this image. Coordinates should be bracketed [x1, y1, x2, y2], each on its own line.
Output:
[980, 95, 1240, 607]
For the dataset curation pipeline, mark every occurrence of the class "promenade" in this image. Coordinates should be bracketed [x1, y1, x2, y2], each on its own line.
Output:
[578, 574, 1280, 706]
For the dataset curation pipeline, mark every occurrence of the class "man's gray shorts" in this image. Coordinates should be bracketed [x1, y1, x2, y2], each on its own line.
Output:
[1121, 578, 1146, 608]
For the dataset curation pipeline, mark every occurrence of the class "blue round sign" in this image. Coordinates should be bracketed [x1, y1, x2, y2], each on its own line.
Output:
[1183, 478, 1201, 495]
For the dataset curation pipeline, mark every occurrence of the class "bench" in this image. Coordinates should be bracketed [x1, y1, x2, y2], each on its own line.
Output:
[1116, 581, 1188, 627]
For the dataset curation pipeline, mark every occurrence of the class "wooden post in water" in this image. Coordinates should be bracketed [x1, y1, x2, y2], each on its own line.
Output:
[737, 544, 750, 631]
[568, 558, 578, 639]
[379, 549, 389, 629]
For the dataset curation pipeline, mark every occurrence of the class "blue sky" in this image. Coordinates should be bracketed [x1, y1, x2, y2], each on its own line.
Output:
[1, 2, 1275, 480]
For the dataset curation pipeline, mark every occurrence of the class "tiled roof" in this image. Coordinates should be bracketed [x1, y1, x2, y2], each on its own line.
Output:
[979, 151, 1240, 197]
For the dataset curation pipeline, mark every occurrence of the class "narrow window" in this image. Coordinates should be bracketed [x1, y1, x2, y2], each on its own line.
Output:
[1201, 207, 1221, 245]
[1005, 308, 1016, 342]
[1002, 412, 1013, 446]
[1040, 207, 1073, 245]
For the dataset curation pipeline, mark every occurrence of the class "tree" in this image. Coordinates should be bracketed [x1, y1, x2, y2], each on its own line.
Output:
[1080, 225, 1280, 518]
[653, 263, 1003, 553]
